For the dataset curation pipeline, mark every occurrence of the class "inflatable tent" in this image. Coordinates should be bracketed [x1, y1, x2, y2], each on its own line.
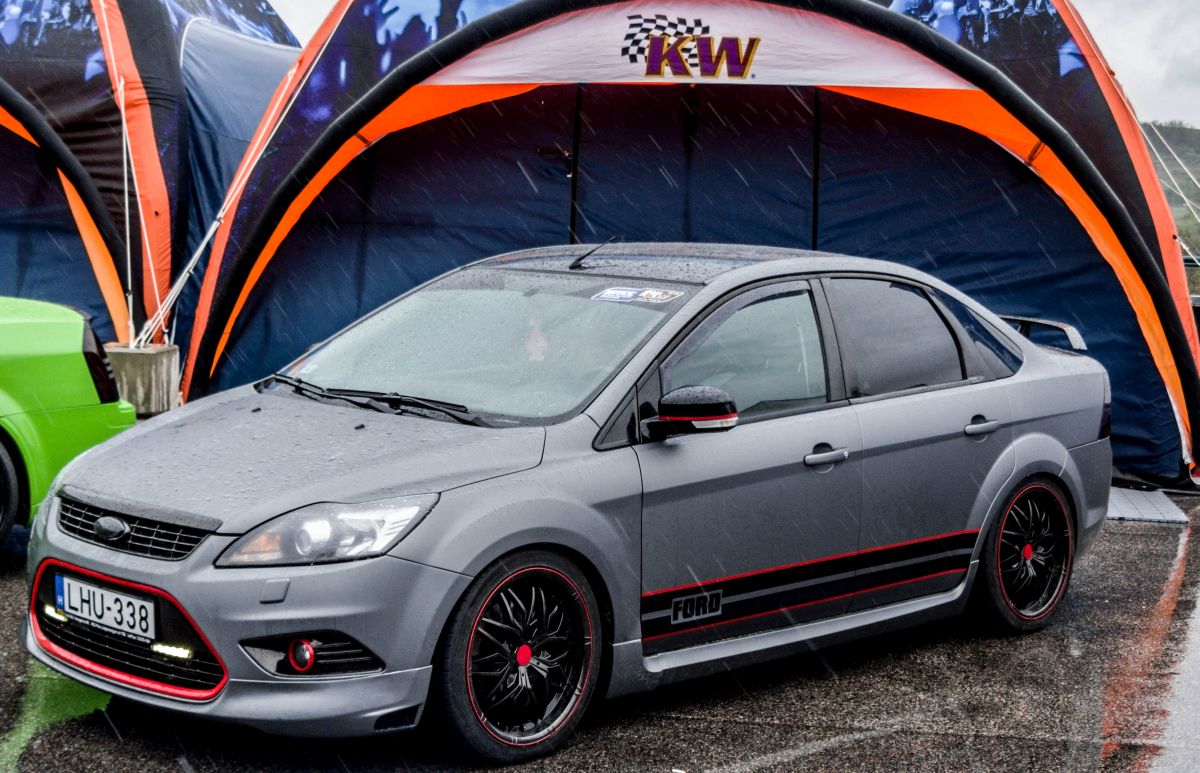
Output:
[181, 0, 1200, 484]
[0, 75, 126, 341]
[0, 0, 296, 340]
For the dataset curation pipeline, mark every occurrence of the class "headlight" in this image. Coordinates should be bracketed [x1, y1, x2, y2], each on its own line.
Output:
[216, 494, 438, 567]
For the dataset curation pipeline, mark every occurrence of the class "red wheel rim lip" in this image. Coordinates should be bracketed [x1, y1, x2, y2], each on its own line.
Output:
[995, 483, 1074, 621]
[464, 565, 594, 748]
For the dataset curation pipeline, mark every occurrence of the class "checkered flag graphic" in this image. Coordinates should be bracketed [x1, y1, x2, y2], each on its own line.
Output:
[620, 14, 711, 69]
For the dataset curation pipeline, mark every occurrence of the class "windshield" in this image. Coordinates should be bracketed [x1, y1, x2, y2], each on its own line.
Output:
[283, 267, 693, 424]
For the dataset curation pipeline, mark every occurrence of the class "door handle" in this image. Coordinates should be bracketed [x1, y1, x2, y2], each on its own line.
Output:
[964, 419, 1000, 436]
[804, 447, 850, 466]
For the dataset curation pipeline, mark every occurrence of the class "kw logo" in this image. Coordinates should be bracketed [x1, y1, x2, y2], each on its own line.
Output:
[646, 35, 759, 78]
[621, 14, 760, 80]
[670, 590, 723, 625]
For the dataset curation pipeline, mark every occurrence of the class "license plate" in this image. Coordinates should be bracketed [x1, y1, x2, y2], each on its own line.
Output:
[54, 575, 156, 641]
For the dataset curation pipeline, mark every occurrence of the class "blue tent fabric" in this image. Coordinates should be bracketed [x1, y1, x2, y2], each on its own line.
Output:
[0, 126, 114, 341]
[174, 18, 296, 349]
[574, 85, 816, 247]
[815, 90, 1180, 477]
[217, 85, 577, 385]
[210, 82, 1183, 479]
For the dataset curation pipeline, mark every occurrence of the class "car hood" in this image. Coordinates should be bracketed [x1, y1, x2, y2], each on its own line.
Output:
[61, 387, 546, 534]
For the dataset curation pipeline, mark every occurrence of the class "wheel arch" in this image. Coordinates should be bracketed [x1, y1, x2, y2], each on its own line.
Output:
[969, 431, 1079, 564]
[437, 541, 617, 700]
[974, 469, 1081, 569]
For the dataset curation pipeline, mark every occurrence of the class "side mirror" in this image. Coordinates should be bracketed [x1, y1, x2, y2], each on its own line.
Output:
[642, 386, 738, 441]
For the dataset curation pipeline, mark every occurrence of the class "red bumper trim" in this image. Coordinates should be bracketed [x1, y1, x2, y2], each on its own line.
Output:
[29, 558, 228, 702]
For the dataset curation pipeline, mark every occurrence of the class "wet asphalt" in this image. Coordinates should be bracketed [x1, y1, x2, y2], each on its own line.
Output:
[2, 502, 1200, 772]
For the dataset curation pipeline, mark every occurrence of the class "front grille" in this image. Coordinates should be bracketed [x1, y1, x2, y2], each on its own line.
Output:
[33, 565, 226, 698]
[58, 498, 209, 561]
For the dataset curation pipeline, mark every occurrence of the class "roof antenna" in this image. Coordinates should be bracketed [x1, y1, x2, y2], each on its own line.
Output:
[569, 237, 617, 270]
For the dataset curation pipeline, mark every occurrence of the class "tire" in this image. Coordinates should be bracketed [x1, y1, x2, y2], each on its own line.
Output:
[431, 550, 602, 764]
[0, 443, 18, 547]
[976, 479, 1075, 632]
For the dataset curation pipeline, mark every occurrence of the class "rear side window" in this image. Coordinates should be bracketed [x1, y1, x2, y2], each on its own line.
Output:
[935, 292, 1023, 377]
[826, 278, 963, 397]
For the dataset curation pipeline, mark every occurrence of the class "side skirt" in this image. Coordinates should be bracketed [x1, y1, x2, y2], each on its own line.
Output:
[605, 562, 977, 698]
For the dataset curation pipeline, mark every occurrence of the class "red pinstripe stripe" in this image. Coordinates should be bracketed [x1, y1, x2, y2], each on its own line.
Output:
[642, 529, 979, 598]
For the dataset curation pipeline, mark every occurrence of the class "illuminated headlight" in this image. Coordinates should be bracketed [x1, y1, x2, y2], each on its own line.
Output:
[216, 494, 438, 567]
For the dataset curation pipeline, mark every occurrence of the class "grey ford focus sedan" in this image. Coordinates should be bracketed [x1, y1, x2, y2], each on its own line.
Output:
[24, 244, 1112, 763]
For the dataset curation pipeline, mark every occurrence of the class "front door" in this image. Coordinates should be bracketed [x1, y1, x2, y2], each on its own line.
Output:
[635, 281, 863, 655]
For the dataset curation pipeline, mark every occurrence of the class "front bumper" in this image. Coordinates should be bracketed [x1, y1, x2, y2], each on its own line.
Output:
[24, 496, 471, 737]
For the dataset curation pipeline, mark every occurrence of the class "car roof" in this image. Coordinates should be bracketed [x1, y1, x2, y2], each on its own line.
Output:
[477, 243, 916, 285]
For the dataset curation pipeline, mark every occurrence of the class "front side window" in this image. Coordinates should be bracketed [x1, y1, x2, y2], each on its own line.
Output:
[663, 287, 828, 419]
[825, 278, 963, 397]
[285, 268, 693, 424]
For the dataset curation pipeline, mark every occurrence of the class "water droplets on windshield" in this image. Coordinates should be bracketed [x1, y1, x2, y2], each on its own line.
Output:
[288, 267, 691, 425]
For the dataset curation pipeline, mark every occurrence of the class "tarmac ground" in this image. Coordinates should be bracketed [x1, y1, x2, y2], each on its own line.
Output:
[2, 501, 1199, 772]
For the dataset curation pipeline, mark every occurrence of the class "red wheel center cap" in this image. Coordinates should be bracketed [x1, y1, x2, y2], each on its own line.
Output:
[515, 643, 533, 667]
[1022, 543, 1034, 561]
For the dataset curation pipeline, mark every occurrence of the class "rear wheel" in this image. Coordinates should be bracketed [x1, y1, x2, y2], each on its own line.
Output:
[0, 443, 18, 546]
[432, 550, 600, 763]
[978, 480, 1074, 632]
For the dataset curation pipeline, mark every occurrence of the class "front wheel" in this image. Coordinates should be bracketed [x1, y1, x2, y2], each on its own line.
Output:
[977, 480, 1075, 632]
[431, 550, 601, 764]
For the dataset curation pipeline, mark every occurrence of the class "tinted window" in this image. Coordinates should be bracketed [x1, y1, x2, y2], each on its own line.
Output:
[664, 289, 827, 418]
[936, 292, 1023, 377]
[826, 279, 963, 397]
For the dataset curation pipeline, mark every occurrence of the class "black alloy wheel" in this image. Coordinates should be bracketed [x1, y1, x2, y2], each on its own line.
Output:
[433, 550, 600, 763]
[978, 480, 1074, 631]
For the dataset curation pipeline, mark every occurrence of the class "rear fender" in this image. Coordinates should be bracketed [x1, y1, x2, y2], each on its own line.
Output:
[971, 432, 1071, 563]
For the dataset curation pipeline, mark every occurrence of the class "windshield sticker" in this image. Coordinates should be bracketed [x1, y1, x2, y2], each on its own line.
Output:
[592, 287, 685, 304]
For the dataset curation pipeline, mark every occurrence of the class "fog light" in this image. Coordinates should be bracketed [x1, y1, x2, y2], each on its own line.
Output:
[288, 639, 315, 673]
[241, 631, 383, 676]
[151, 643, 193, 660]
[43, 605, 68, 623]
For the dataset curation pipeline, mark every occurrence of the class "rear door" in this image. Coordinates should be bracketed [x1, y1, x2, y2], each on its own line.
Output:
[636, 280, 864, 655]
[822, 276, 1014, 612]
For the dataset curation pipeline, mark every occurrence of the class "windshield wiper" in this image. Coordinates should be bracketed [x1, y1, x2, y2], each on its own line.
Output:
[267, 374, 400, 415]
[326, 388, 490, 427]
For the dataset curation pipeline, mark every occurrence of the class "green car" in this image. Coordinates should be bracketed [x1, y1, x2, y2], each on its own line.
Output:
[0, 297, 135, 543]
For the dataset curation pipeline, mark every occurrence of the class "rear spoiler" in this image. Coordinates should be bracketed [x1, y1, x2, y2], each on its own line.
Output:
[999, 315, 1088, 352]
